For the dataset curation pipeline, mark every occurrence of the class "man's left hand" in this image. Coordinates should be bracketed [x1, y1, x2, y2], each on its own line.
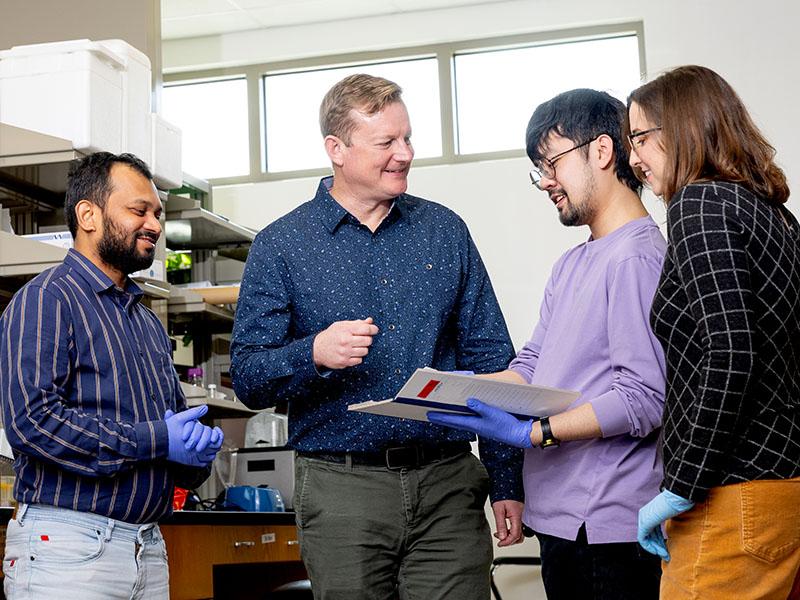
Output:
[638, 490, 695, 561]
[492, 500, 525, 547]
[428, 399, 533, 448]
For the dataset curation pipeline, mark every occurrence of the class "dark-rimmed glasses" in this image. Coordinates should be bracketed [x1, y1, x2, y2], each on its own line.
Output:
[529, 138, 595, 190]
[627, 127, 662, 149]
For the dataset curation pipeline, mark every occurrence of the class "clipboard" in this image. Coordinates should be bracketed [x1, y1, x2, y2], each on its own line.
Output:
[348, 368, 579, 422]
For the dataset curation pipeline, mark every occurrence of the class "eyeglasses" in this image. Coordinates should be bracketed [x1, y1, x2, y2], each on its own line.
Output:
[529, 138, 595, 190]
[627, 127, 662, 149]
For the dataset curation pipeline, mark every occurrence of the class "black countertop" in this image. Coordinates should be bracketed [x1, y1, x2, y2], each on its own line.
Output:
[160, 510, 297, 526]
[0, 507, 296, 527]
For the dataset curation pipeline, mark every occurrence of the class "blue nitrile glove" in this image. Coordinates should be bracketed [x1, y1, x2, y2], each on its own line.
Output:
[166, 405, 215, 466]
[165, 409, 196, 442]
[196, 427, 224, 463]
[450, 370, 474, 376]
[166, 411, 225, 462]
[638, 490, 695, 561]
[183, 420, 213, 451]
[427, 398, 533, 448]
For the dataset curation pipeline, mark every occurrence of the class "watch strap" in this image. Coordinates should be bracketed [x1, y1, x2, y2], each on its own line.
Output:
[539, 416, 560, 448]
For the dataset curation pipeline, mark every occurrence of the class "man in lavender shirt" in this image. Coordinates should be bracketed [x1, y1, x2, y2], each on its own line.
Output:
[429, 89, 666, 600]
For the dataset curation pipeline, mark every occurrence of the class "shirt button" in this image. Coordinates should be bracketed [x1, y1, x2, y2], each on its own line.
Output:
[388, 324, 396, 331]
[425, 263, 433, 270]
[395, 368, 402, 375]
[380, 278, 388, 285]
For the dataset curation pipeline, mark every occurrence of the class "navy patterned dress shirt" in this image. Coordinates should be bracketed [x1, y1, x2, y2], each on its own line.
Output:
[231, 177, 523, 502]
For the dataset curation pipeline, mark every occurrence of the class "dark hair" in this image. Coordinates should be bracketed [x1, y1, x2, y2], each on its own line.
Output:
[627, 65, 789, 204]
[525, 88, 640, 193]
[65, 152, 153, 238]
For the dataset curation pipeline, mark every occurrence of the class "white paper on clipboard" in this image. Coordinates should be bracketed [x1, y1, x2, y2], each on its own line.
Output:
[347, 368, 579, 422]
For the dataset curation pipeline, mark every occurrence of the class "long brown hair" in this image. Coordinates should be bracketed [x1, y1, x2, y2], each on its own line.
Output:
[627, 65, 789, 204]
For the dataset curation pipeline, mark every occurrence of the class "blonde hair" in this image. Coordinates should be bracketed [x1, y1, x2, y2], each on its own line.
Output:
[627, 65, 789, 204]
[319, 74, 403, 144]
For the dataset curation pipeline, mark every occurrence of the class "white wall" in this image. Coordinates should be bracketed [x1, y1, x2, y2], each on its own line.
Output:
[163, 0, 800, 348]
[164, 2, 799, 597]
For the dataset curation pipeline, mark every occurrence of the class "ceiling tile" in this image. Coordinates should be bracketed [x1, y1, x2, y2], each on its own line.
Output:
[162, 0, 516, 39]
[162, 0, 240, 20]
[162, 11, 262, 39]
[230, 0, 300, 8]
[247, 0, 391, 28]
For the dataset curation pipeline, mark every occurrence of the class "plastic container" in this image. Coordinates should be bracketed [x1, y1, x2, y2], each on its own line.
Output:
[187, 367, 204, 387]
[0, 38, 152, 162]
[245, 411, 288, 447]
[151, 113, 182, 189]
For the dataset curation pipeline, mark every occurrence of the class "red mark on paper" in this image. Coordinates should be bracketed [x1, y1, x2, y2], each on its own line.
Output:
[418, 380, 440, 399]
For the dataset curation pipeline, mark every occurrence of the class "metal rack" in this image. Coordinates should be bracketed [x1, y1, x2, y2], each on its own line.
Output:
[163, 192, 257, 419]
[0, 123, 171, 305]
[1, 123, 257, 418]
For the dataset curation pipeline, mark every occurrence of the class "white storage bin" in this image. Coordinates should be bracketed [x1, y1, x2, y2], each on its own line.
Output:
[0, 38, 152, 163]
[99, 39, 152, 165]
[151, 113, 182, 190]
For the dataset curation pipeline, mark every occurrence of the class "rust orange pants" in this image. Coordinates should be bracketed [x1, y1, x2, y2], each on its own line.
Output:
[661, 478, 800, 600]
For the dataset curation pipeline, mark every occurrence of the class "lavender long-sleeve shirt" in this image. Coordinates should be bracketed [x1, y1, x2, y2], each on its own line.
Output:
[510, 216, 666, 543]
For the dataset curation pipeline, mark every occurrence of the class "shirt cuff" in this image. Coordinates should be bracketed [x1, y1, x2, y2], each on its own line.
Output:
[135, 420, 169, 461]
[290, 334, 329, 383]
[590, 389, 630, 437]
[481, 440, 525, 502]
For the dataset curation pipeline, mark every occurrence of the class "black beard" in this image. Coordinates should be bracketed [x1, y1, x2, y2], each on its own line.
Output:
[97, 218, 157, 276]
[558, 196, 594, 227]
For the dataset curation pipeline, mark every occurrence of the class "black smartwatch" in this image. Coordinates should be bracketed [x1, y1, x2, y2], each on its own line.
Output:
[539, 417, 560, 448]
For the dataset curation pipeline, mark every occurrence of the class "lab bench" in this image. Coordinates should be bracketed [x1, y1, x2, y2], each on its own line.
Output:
[0, 508, 304, 600]
[160, 510, 304, 600]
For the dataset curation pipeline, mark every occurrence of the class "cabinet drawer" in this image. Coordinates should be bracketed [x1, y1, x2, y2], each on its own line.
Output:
[161, 523, 301, 599]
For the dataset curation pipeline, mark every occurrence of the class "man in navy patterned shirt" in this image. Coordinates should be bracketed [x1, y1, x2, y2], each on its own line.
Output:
[231, 74, 521, 599]
[0, 153, 223, 600]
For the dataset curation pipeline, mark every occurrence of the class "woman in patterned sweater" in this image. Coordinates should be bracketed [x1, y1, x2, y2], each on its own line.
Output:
[626, 65, 800, 599]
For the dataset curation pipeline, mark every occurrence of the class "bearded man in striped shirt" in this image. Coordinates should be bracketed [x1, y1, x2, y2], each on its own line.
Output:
[0, 152, 223, 600]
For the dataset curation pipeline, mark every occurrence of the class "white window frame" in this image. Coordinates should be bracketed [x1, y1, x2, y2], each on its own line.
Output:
[162, 22, 645, 186]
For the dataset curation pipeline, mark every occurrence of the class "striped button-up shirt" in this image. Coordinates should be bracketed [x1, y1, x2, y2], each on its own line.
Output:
[0, 249, 207, 523]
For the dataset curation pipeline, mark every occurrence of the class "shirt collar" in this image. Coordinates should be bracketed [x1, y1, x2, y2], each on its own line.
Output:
[64, 248, 144, 300]
[314, 176, 408, 233]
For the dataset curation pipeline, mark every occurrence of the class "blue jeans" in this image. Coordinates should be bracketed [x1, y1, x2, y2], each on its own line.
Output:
[3, 504, 169, 600]
[535, 524, 661, 600]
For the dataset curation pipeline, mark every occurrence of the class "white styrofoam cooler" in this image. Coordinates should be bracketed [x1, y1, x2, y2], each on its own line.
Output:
[0, 39, 152, 164]
[151, 113, 182, 190]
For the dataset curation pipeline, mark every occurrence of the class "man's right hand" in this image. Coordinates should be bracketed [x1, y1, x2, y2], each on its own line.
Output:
[313, 317, 379, 370]
[166, 405, 218, 467]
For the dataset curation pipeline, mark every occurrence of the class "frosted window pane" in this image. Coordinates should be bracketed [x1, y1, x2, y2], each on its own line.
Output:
[264, 59, 441, 173]
[455, 36, 641, 154]
[162, 78, 250, 179]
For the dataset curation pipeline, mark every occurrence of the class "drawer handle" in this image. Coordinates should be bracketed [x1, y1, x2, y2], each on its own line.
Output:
[233, 541, 256, 548]
[287, 540, 300, 546]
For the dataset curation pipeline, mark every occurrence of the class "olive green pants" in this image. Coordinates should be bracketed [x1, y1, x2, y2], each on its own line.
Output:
[294, 452, 492, 600]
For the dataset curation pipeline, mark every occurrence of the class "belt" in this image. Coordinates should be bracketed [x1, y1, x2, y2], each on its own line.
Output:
[300, 441, 471, 470]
